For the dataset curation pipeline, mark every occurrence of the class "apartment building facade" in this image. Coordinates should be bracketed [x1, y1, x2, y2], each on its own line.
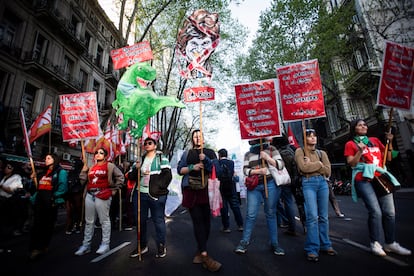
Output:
[0, 0, 124, 162]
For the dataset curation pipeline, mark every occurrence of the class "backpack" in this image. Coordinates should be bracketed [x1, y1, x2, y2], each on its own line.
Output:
[67, 170, 82, 194]
[218, 160, 234, 196]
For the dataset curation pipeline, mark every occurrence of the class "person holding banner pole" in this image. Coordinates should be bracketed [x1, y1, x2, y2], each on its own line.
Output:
[234, 138, 285, 256]
[74, 148, 124, 256]
[29, 153, 68, 260]
[344, 119, 411, 256]
[177, 129, 221, 272]
[295, 129, 336, 262]
[128, 137, 170, 259]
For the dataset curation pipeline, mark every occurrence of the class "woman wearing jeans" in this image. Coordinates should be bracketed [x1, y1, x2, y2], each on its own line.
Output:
[344, 119, 411, 256]
[234, 139, 285, 256]
[295, 129, 336, 262]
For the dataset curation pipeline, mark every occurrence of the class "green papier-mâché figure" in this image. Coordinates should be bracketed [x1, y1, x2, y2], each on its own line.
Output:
[112, 62, 185, 137]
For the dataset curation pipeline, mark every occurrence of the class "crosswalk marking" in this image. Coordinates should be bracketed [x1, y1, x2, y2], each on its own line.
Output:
[91, 241, 131, 263]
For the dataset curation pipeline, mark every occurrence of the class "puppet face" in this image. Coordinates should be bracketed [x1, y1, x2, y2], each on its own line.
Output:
[185, 36, 212, 62]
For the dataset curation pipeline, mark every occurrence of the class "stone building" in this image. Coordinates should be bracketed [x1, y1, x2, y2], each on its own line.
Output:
[0, 0, 123, 162]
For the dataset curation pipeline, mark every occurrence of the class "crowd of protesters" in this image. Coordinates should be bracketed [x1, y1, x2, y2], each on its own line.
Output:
[0, 122, 411, 271]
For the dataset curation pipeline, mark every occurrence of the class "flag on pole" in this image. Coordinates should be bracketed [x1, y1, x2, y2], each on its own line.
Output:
[28, 103, 52, 143]
[287, 124, 300, 149]
[19, 108, 32, 158]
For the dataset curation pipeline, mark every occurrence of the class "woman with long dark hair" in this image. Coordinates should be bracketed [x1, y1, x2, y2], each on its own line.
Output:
[344, 119, 411, 256]
[177, 129, 221, 272]
[29, 153, 67, 260]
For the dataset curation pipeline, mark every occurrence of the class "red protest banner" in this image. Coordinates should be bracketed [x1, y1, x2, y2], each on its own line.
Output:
[235, 79, 282, 139]
[183, 86, 215, 102]
[59, 92, 100, 141]
[110, 41, 153, 70]
[377, 41, 414, 110]
[276, 59, 326, 122]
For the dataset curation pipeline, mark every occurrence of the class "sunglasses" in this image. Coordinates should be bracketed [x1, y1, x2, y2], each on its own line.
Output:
[144, 141, 154, 146]
[305, 129, 316, 136]
[95, 151, 105, 155]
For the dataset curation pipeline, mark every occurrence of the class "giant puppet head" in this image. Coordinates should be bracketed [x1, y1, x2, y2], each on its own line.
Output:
[176, 9, 220, 79]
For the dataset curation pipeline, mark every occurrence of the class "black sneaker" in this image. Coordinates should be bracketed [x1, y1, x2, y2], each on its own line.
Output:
[156, 243, 166, 258]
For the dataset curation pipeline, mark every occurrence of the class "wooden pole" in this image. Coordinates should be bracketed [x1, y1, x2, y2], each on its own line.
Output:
[199, 101, 205, 185]
[137, 144, 142, 261]
[260, 138, 268, 198]
[29, 157, 38, 189]
[382, 107, 394, 168]
[302, 119, 308, 157]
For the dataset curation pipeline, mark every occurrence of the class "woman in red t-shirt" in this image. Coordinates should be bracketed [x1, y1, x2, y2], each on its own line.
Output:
[74, 148, 124, 256]
[29, 153, 68, 260]
[344, 119, 411, 257]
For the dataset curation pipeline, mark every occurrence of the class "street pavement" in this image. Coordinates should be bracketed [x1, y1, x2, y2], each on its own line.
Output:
[1, 189, 414, 276]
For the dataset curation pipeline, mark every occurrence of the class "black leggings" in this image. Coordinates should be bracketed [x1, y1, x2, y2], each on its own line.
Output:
[189, 203, 210, 253]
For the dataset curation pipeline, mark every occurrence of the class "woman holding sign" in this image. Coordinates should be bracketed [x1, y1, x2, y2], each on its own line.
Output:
[74, 148, 124, 256]
[344, 119, 411, 256]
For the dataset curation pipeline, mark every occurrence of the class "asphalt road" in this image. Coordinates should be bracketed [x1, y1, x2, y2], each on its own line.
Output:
[1, 189, 414, 276]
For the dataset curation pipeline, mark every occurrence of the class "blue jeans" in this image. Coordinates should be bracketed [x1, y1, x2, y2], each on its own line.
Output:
[278, 185, 296, 232]
[241, 179, 281, 247]
[354, 180, 395, 244]
[220, 193, 244, 229]
[302, 175, 332, 255]
[132, 191, 167, 247]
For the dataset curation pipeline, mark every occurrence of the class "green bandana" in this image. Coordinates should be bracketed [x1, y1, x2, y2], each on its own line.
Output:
[353, 136, 369, 145]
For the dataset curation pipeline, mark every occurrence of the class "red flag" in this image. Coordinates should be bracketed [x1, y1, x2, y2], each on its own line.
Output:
[287, 125, 300, 149]
[28, 103, 52, 143]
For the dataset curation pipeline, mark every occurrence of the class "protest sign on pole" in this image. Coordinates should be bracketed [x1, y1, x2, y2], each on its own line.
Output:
[377, 41, 414, 110]
[276, 59, 326, 122]
[183, 86, 215, 102]
[110, 41, 153, 70]
[235, 79, 282, 139]
[59, 91, 100, 141]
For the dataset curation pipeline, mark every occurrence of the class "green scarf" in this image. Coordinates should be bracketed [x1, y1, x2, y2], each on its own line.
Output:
[353, 136, 369, 145]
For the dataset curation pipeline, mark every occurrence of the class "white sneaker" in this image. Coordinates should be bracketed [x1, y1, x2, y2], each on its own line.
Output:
[96, 244, 110, 255]
[370, 241, 386, 256]
[75, 245, 90, 256]
[384, 242, 412, 256]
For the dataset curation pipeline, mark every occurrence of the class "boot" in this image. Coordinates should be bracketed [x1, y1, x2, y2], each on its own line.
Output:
[201, 255, 222, 272]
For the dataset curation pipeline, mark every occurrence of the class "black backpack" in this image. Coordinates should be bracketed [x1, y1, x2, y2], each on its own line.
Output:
[218, 160, 234, 196]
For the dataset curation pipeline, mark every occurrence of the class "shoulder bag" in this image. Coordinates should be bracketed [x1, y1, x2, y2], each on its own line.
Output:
[268, 147, 291, 186]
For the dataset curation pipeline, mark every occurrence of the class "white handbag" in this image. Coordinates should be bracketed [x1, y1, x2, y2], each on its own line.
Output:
[268, 151, 291, 186]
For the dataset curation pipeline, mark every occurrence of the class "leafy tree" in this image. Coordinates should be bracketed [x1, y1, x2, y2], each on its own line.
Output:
[106, 0, 248, 158]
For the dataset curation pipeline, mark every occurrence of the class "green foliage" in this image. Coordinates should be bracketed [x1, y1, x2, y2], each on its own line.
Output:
[238, 0, 321, 81]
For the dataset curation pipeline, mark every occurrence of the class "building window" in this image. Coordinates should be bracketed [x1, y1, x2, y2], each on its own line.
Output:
[327, 104, 341, 132]
[96, 45, 103, 68]
[85, 31, 91, 51]
[93, 80, 101, 106]
[22, 82, 37, 118]
[347, 99, 372, 120]
[0, 70, 10, 103]
[63, 56, 74, 81]
[33, 32, 49, 63]
[0, 12, 19, 48]
[105, 89, 111, 109]
[79, 69, 88, 91]
[355, 50, 364, 69]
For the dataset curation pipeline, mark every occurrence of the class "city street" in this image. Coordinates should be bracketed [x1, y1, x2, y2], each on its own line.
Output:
[1, 189, 413, 276]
